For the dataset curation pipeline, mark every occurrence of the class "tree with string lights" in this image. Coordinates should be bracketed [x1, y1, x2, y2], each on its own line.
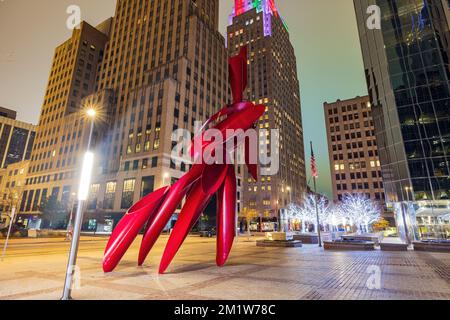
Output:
[338, 194, 381, 234]
[288, 194, 331, 233]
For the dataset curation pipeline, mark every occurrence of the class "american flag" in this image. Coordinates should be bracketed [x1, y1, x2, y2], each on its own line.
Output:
[310, 142, 318, 179]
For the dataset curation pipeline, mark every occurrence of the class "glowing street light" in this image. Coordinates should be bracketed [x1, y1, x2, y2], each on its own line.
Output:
[62, 107, 97, 300]
[405, 186, 412, 202]
[162, 172, 170, 187]
[286, 186, 292, 204]
[86, 108, 97, 118]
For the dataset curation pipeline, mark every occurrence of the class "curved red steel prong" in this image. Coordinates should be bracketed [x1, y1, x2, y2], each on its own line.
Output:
[103, 186, 169, 272]
[138, 165, 203, 266]
[229, 46, 248, 104]
[245, 138, 258, 181]
[202, 163, 229, 195]
[215, 104, 264, 133]
[159, 180, 213, 274]
[217, 165, 237, 267]
[190, 102, 256, 160]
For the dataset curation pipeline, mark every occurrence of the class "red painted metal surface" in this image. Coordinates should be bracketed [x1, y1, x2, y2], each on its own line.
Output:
[103, 187, 169, 273]
[217, 165, 237, 267]
[103, 46, 265, 273]
[159, 180, 213, 274]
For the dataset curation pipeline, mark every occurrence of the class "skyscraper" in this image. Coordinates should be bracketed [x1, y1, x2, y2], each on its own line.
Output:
[0, 107, 35, 169]
[18, 0, 228, 229]
[227, 0, 306, 227]
[354, 0, 450, 241]
[18, 21, 110, 223]
[324, 96, 392, 221]
[86, 0, 228, 229]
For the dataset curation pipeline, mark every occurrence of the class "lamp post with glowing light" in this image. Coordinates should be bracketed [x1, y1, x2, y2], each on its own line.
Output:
[163, 172, 170, 186]
[402, 186, 412, 245]
[62, 107, 96, 300]
[65, 192, 77, 241]
[405, 186, 412, 202]
[287, 186, 292, 204]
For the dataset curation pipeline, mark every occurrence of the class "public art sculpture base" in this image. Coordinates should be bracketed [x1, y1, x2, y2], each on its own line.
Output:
[103, 46, 266, 274]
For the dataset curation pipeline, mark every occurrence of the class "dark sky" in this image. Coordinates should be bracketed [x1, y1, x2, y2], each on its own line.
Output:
[0, 0, 368, 197]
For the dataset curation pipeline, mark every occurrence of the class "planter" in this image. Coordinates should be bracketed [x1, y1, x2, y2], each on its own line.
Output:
[266, 232, 293, 241]
[413, 241, 450, 253]
[257, 240, 302, 248]
[341, 233, 383, 245]
[380, 243, 408, 252]
[292, 233, 319, 244]
[324, 240, 375, 251]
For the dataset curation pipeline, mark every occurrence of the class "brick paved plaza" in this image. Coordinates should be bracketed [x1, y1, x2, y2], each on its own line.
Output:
[0, 236, 449, 300]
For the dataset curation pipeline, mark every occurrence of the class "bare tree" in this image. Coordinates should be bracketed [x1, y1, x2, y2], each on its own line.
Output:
[0, 186, 23, 229]
[288, 194, 330, 233]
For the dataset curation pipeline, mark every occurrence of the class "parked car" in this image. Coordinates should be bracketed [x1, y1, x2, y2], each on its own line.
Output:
[200, 228, 216, 238]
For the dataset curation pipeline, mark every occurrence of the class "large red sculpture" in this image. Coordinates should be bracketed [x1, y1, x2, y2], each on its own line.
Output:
[103, 47, 265, 274]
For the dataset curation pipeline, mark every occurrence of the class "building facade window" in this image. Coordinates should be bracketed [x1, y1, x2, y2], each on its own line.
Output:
[121, 179, 135, 209]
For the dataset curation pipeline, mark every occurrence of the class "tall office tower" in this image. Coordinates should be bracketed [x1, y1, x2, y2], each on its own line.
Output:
[18, 21, 110, 223]
[227, 0, 306, 226]
[0, 107, 36, 169]
[354, 0, 450, 240]
[82, 0, 228, 229]
[0, 107, 17, 120]
[324, 96, 392, 221]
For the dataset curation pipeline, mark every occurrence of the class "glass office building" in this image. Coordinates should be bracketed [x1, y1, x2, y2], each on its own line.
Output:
[354, 0, 450, 241]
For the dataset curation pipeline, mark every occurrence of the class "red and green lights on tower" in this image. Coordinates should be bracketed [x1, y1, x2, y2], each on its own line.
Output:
[234, 0, 279, 17]
[231, 0, 286, 36]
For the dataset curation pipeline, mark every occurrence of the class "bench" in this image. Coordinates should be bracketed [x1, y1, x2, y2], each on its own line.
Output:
[380, 243, 408, 251]
[257, 240, 303, 248]
[413, 241, 450, 253]
[292, 233, 319, 244]
[342, 234, 382, 245]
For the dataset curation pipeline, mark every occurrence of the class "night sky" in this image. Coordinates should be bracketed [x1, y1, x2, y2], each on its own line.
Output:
[0, 0, 368, 198]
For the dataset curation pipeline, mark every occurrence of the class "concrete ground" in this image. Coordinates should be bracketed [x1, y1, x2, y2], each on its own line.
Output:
[0, 235, 449, 300]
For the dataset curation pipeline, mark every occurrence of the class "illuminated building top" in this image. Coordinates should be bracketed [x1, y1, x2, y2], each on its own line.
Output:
[230, 0, 286, 36]
[233, 0, 279, 17]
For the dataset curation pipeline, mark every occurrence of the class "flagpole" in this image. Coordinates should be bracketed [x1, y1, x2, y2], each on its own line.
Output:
[310, 141, 322, 248]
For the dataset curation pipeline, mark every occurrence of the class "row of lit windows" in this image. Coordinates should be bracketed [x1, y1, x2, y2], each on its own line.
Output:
[334, 160, 380, 172]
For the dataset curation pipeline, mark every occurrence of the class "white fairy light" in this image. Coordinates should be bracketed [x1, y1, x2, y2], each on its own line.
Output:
[338, 194, 381, 234]
[288, 193, 380, 234]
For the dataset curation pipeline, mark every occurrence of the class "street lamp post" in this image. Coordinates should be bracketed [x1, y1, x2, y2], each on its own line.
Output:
[61, 108, 96, 300]
[162, 172, 170, 187]
[403, 186, 412, 245]
[405, 186, 413, 202]
[287, 186, 292, 204]
[66, 193, 77, 241]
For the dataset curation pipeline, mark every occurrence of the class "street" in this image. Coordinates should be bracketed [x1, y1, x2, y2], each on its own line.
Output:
[0, 235, 449, 300]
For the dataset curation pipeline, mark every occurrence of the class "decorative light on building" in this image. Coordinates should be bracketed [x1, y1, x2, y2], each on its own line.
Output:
[230, 0, 285, 37]
[288, 193, 381, 234]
